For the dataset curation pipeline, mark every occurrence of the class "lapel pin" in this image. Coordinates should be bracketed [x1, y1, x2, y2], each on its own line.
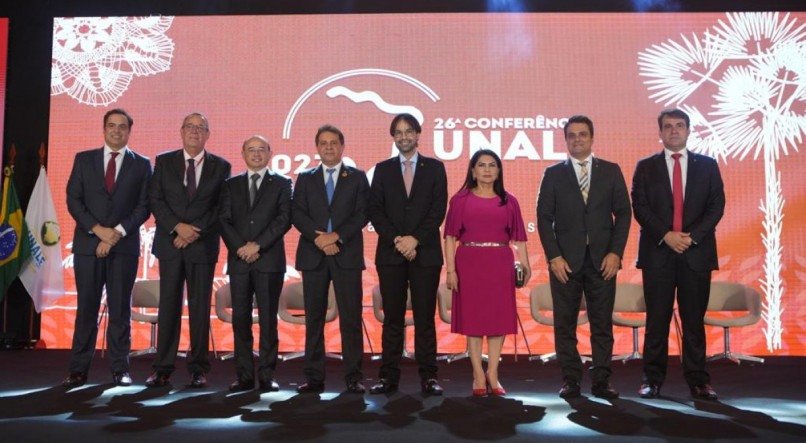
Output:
[341, 171, 348, 177]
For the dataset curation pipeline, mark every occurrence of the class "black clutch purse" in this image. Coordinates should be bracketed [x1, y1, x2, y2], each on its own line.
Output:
[515, 262, 525, 288]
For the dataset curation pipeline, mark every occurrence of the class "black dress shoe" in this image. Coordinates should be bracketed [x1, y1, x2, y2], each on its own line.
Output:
[421, 379, 443, 396]
[229, 378, 254, 392]
[145, 371, 171, 388]
[559, 381, 581, 399]
[296, 382, 324, 394]
[189, 372, 207, 388]
[62, 372, 87, 388]
[346, 380, 366, 394]
[591, 381, 619, 399]
[259, 379, 280, 392]
[638, 383, 660, 398]
[690, 384, 718, 401]
[112, 371, 133, 386]
[369, 379, 398, 394]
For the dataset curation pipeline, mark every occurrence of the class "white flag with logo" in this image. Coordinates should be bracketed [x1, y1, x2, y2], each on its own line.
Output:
[20, 166, 65, 312]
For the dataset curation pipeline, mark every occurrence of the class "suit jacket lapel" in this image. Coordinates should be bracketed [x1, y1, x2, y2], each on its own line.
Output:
[193, 152, 217, 200]
[312, 165, 328, 206]
[586, 158, 603, 205]
[407, 156, 428, 200]
[684, 151, 699, 212]
[654, 152, 673, 202]
[171, 149, 187, 193]
[331, 165, 350, 206]
[93, 148, 107, 194]
[111, 149, 134, 195]
[251, 170, 274, 209]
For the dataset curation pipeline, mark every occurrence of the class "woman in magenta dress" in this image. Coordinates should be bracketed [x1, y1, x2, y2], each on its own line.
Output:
[444, 149, 531, 396]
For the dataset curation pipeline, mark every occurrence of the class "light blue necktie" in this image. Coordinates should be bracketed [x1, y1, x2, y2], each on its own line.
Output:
[326, 168, 336, 232]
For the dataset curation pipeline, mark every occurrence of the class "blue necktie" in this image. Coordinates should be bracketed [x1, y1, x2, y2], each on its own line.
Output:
[326, 168, 336, 232]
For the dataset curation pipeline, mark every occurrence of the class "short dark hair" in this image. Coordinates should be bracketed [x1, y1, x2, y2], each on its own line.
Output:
[389, 113, 421, 136]
[657, 108, 690, 130]
[563, 115, 593, 139]
[104, 108, 133, 128]
[315, 124, 344, 145]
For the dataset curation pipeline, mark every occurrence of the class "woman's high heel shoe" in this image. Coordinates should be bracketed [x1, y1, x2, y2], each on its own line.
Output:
[472, 378, 488, 397]
[486, 374, 506, 396]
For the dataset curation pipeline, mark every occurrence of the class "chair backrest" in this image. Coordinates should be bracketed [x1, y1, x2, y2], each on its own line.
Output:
[707, 282, 761, 315]
[215, 283, 232, 322]
[529, 283, 588, 326]
[613, 283, 646, 312]
[371, 284, 413, 323]
[278, 281, 337, 325]
[437, 283, 452, 324]
[131, 279, 160, 308]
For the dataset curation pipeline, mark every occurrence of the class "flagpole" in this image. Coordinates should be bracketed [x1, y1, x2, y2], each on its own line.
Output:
[27, 144, 47, 346]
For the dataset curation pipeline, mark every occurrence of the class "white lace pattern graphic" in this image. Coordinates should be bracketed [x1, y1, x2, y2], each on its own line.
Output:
[51, 17, 175, 106]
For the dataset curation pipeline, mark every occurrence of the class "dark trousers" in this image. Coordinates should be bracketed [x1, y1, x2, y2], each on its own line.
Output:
[69, 253, 138, 374]
[377, 263, 440, 383]
[550, 248, 616, 384]
[152, 258, 216, 375]
[229, 270, 283, 382]
[642, 253, 712, 387]
[302, 256, 364, 384]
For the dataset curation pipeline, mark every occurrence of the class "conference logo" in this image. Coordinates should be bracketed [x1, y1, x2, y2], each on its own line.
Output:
[281, 68, 567, 178]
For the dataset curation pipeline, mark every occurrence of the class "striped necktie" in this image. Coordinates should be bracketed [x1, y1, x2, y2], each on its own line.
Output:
[578, 160, 589, 204]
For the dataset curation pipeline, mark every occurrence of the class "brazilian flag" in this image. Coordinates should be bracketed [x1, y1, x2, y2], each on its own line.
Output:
[0, 167, 31, 301]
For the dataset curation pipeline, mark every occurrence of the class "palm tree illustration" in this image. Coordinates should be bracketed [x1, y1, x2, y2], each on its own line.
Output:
[638, 12, 805, 351]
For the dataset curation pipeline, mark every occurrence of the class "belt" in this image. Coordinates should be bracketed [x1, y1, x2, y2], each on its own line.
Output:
[461, 242, 508, 248]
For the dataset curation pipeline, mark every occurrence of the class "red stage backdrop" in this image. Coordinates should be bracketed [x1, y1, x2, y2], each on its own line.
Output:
[0, 17, 7, 164]
[46, 13, 806, 356]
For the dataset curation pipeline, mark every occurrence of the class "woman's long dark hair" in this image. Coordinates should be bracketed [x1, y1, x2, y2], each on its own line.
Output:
[460, 149, 507, 206]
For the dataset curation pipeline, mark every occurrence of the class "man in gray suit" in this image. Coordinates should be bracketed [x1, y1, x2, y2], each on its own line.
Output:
[292, 125, 369, 394]
[63, 108, 151, 388]
[536, 115, 631, 399]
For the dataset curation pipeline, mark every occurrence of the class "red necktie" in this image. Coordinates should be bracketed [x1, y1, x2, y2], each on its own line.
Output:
[105, 151, 119, 193]
[672, 153, 683, 232]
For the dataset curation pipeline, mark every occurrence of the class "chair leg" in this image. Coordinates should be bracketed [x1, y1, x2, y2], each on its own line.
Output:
[401, 324, 415, 360]
[210, 326, 218, 360]
[516, 312, 533, 360]
[280, 351, 305, 361]
[530, 351, 557, 363]
[707, 327, 765, 364]
[362, 318, 375, 358]
[613, 327, 643, 362]
[99, 302, 108, 359]
[130, 323, 158, 357]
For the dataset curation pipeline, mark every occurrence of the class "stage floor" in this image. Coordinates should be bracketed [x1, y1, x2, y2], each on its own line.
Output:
[1, 350, 804, 442]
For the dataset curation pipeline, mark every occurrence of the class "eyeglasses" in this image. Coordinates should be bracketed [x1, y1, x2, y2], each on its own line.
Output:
[182, 124, 209, 133]
[393, 129, 417, 138]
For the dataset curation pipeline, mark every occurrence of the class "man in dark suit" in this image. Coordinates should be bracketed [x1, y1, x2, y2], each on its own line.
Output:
[292, 124, 369, 394]
[537, 115, 631, 399]
[632, 108, 725, 401]
[63, 108, 151, 388]
[368, 113, 447, 396]
[146, 112, 231, 388]
[219, 135, 292, 392]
